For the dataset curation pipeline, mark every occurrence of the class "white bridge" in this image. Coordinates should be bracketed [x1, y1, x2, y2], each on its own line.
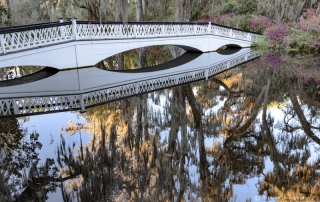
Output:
[0, 19, 263, 69]
[0, 19, 262, 117]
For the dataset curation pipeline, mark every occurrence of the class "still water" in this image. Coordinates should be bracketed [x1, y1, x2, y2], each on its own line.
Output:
[1, 47, 320, 202]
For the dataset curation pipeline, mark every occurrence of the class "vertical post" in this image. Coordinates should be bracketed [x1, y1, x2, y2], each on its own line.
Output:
[133, 25, 137, 38]
[207, 22, 211, 34]
[227, 61, 230, 68]
[175, 76, 179, 85]
[229, 29, 233, 37]
[247, 33, 252, 41]
[59, 17, 66, 39]
[12, 99, 18, 114]
[162, 24, 165, 36]
[176, 24, 180, 36]
[205, 69, 209, 80]
[245, 54, 248, 61]
[193, 24, 197, 35]
[0, 34, 6, 54]
[70, 17, 78, 40]
[119, 24, 123, 37]
[80, 94, 86, 113]
[135, 83, 139, 94]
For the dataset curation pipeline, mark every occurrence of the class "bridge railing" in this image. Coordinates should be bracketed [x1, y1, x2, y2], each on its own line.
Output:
[0, 20, 73, 54]
[0, 50, 260, 118]
[0, 18, 263, 55]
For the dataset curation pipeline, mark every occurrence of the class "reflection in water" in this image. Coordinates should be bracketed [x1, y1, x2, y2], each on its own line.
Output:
[0, 66, 44, 81]
[96, 45, 179, 70]
[1, 52, 320, 201]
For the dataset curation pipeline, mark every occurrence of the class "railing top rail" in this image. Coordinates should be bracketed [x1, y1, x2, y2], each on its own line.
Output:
[0, 20, 262, 35]
[76, 21, 262, 35]
[0, 21, 71, 34]
[77, 21, 209, 25]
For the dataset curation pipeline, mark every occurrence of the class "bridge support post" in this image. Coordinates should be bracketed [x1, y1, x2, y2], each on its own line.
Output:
[0, 34, 6, 54]
[175, 25, 180, 36]
[12, 99, 18, 114]
[70, 17, 78, 40]
[59, 18, 66, 39]
[229, 29, 233, 37]
[133, 25, 137, 38]
[204, 69, 209, 80]
[135, 83, 139, 94]
[80, 94, 86, 113]
[207, 22, 211, 34]
[245, 54, 248, 61]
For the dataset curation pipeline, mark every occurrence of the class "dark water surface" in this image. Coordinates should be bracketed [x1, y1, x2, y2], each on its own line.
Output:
[1, 50, 320, 202]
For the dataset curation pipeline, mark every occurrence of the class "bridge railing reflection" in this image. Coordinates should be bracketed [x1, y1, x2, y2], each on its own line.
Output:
[0, 51, 260, 118]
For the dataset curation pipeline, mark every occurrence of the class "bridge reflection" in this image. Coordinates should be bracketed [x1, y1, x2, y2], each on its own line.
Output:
[0, 48, 259, 118]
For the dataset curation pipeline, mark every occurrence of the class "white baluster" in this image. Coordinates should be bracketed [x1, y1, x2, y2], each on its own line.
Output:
[229, 29, 233, 37]
[176, 25, 180, 36]
[59, 18, 66, 39]
[207, 22, 211, 34]
[245, 54, 248, 61]
[133, 24, 137, 38]
[175, 76, 179, 85]
[135, 83, 140, 94]
[70, 17, 78, 40]
[80, 94, 86, 113]
[12, 99, 18, 114]
[161, 24, 165, 36]
[193, 24, 197, 35]
[247, 33, 252, 41]
[0, 34, 6, 54]
[205, 69, 209, 80]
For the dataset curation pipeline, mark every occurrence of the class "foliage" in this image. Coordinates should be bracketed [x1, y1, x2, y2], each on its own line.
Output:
[250, 15, 274, 33]
[234, 0, 257, 15]
[265, 24, 290, 45]
[216, 13, 252, 31]
[0, 3, 11, 27]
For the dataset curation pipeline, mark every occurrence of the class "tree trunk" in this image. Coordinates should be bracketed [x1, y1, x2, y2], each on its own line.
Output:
[183, 84, 202, 129]
[136, 0, 144, 22]
[289, 88, 320, 145]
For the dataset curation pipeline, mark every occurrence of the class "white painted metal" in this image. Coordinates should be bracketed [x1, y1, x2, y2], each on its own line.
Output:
[0, 25, 73, 54]
[0, 49, 260, 117]
[0, 18, 262, 54]
[0, 35, 254, 69]
[0, 18, 262, 69]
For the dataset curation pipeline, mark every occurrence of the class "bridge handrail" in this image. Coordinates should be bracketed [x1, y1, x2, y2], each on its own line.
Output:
[0, 19, 74, 54]
[76, 21, 261, 35]
[0, 21, 72, 34]
[0, 50, 260, 117]
[0, 19, 263, 55]
[74, 21, 263, 42]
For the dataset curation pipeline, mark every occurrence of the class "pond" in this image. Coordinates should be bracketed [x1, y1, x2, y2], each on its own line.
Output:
[1, 47, 320, 202]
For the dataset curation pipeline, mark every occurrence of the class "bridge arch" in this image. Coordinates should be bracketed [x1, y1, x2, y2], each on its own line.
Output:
[99, 52, 202, 73]
[217, 44, 242, 55]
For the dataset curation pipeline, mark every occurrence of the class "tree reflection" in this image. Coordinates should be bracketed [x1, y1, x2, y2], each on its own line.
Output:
[0, 118, 59, 202]
[52, 52, 320, 201]
[2, 51, 320, 201]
